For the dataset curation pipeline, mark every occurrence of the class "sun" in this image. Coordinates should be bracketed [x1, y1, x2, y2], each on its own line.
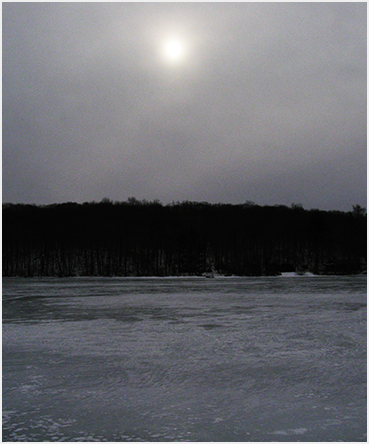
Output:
[162, 39, 185, 63]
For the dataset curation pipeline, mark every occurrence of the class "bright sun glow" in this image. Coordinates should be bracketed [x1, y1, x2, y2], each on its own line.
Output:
[163, 39, 185, 63]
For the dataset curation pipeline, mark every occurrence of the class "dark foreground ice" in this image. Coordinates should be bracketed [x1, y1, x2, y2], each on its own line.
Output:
[2, 276, 367, 441]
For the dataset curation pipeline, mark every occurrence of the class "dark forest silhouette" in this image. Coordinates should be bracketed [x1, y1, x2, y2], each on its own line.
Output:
[2, 199, 366, 277]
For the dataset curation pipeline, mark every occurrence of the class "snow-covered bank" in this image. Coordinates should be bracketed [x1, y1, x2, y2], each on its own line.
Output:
[280, 271, 316, 277]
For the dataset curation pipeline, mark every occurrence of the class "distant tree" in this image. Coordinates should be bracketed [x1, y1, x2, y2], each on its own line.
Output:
[243, 200, 256, 208]
[291, 202, 304, 210]
[352, 205, 366, 217]
[127, 197, 140, 205]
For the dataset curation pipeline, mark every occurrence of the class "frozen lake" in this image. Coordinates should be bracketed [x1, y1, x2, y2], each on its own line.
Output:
[2, 276, 367, 441]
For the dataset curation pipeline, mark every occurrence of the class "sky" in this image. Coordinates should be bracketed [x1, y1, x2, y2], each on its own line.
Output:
[2, 2, 367, 211]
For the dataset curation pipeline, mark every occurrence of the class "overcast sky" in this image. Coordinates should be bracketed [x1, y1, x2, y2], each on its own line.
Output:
[3, 2, 366, 210]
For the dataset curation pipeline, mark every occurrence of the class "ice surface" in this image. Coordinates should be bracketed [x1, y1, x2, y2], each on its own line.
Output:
[2, 276, 367, 441]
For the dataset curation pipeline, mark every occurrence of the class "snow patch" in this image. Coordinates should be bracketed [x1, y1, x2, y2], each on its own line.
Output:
[272, 428, 308, 435]
[280, 272, 315, 277]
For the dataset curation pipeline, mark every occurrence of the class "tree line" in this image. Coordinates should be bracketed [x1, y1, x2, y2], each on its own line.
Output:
[2, 199, 366, 277]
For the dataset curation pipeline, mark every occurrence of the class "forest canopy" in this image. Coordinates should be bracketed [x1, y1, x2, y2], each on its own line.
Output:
[2, 199, 366, 277]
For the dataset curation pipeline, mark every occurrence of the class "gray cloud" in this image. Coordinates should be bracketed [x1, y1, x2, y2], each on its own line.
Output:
[3, 2, 366, 210]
